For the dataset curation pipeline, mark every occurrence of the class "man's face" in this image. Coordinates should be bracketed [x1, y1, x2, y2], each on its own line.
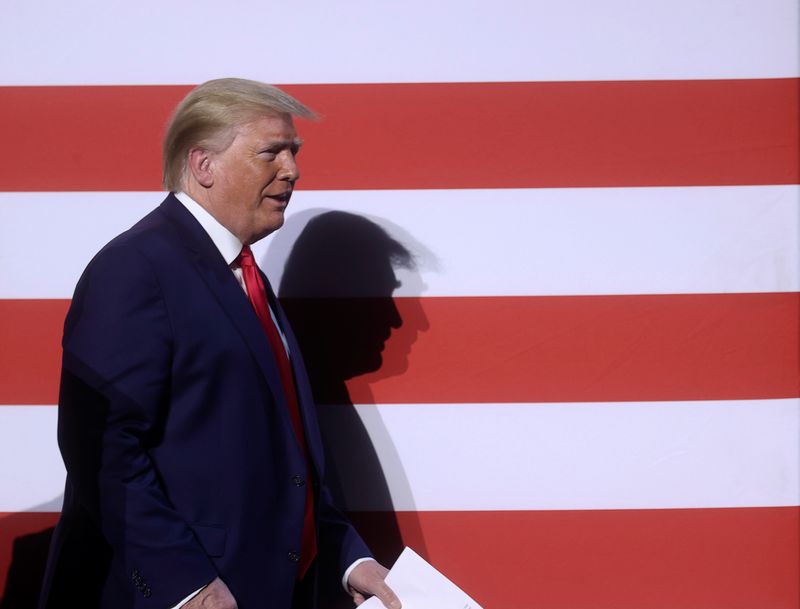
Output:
[207, 113, 302, 244]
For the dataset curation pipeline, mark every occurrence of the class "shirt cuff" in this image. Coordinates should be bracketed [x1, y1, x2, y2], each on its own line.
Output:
[342, 557, 375, 593]
[170, 585, 205, 609]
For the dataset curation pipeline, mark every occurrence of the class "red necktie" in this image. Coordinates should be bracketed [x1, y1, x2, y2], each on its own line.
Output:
[237, 245, 317, 578]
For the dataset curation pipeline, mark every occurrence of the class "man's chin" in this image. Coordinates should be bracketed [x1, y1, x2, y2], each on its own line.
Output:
[251, 215, 286, 243]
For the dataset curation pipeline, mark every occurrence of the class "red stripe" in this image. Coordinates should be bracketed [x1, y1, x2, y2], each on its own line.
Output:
[349, 507, 800, 609]
[0, 79, 796, 191]
[1, 293, 796, 405]
[2, 508, 796, 608]
[0, 300, 67, 405]
[289, 292, 799, 403]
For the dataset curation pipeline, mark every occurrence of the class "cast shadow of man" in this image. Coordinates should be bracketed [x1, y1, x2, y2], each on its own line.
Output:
[0, 495, 62, 609]
[0, 521, 52, 609]
[269, 209, 430, 606]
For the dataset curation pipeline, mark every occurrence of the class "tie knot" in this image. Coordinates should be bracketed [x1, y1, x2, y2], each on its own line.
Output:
[237, 245, 255, 268]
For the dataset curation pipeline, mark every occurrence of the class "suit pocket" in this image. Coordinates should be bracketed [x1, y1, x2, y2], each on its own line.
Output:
[190, 523, 226, 557]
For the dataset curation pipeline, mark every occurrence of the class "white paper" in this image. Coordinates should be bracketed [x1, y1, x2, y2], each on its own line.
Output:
[360, 547, 484, 609]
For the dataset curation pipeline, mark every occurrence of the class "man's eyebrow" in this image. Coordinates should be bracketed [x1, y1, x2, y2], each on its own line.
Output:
[260, 137, 304, 151]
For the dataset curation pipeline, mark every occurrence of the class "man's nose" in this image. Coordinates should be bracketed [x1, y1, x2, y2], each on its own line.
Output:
[278, 151, 300, 182]
[387, 298, 402, 329]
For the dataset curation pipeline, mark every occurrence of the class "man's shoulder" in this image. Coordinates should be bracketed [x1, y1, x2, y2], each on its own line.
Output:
[108, 194, 174, 244]
[92, 194, 183, 264]
[74, 195, 186, 290]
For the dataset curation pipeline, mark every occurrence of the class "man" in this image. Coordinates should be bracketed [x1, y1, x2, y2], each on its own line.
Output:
[38, 78, 400, 609]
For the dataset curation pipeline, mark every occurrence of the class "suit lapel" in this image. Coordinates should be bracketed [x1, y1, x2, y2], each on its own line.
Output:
[158, 195, 299, 449]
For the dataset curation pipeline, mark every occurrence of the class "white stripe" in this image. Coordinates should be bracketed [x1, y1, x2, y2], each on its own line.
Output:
[0, 0, 796, 85]
[320, 399, 800, 511]
[0, 407, 64, 512]
[2, 185, 797, 298]
[1, 399, 797, 512]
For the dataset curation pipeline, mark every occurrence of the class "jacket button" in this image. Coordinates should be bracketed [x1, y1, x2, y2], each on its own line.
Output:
[292, 475, 305, 487]
[288, 551, 300, 563]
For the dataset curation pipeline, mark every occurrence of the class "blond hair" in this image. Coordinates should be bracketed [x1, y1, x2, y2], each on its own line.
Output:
[162, 78, 316, 191]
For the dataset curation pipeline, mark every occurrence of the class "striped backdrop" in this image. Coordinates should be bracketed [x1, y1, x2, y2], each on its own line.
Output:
[1, 1, 798, 607]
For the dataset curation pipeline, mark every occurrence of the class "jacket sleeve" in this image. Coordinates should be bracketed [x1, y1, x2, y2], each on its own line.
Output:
[316, 481, 373, 573]
[58, 241, 217, 608]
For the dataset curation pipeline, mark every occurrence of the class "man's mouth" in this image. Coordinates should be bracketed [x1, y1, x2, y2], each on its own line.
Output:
[266, 191, 292, 206]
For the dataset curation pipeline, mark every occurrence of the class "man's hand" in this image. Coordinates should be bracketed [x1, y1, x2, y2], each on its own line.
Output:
[184, 577, 237, 609]
[347, 560, 401, 608]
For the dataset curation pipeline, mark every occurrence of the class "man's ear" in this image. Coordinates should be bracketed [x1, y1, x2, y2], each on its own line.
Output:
[188, 148, 214, 188]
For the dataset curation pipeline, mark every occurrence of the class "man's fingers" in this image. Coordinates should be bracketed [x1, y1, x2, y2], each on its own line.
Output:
[351, 591, 366, 605]
[347, 560, 401, 609]
[373, 581, 401, 609]
[184, 577, 237, 609]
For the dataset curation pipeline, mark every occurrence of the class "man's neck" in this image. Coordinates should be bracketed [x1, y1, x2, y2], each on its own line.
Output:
[173, 191, 243, 266]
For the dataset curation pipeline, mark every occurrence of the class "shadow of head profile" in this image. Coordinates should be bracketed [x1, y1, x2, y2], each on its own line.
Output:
[274, 210, 431, 595]
[278, 210, 420, 405]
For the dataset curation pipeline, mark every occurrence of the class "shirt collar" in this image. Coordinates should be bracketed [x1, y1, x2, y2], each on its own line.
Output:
[174, 191, 243, 266]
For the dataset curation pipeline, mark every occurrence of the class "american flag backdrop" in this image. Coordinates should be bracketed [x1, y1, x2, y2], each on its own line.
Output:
[0, 1, 798, 607]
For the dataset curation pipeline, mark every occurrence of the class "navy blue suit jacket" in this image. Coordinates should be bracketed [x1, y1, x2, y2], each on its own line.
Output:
[39, 194, 370, 609]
